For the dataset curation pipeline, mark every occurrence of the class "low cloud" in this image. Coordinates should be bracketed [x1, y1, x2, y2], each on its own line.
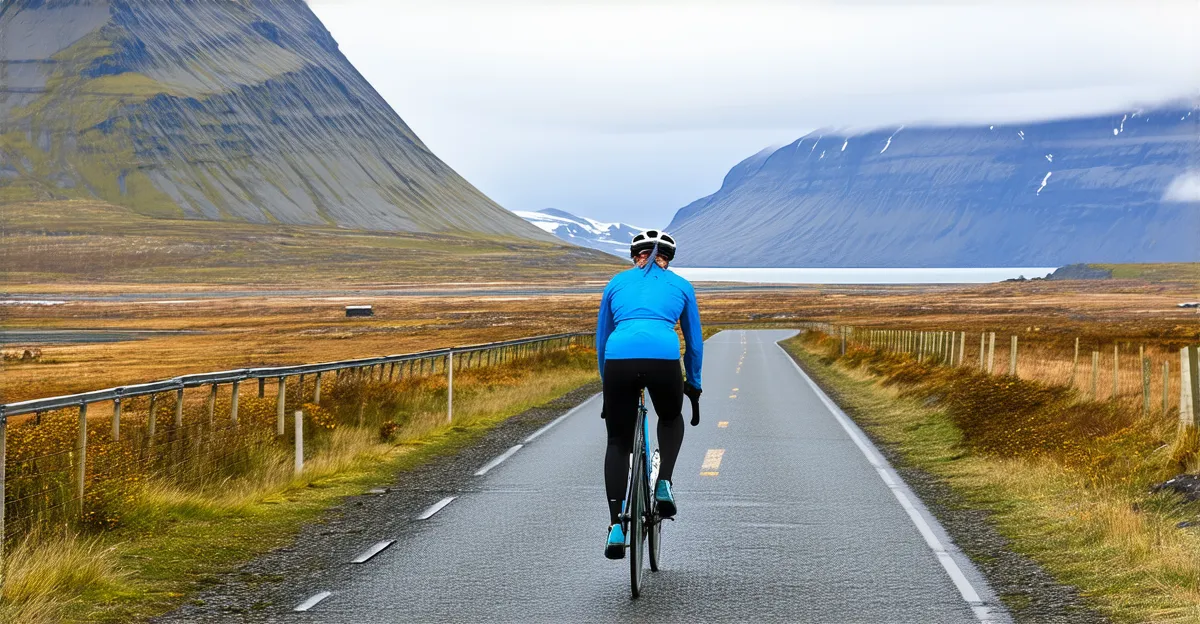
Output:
[1163, 172, 1200, 203]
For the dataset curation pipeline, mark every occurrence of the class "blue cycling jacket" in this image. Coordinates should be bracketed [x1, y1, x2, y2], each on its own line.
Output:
[596, 263, 703, 389]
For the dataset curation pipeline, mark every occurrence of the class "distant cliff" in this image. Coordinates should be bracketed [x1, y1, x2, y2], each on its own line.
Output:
[667, 105, 1200, 267]
[0, 0, 553, 240]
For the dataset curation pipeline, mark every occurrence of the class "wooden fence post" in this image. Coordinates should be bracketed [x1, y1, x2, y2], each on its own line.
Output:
[276, 377, 286, 436]
[1091, 351, 1099, 399]
[1112, 345, 1120, 400]
[1010, 335, 1018, 377]
[0, 412, 6, 585]
[987, 333, 996, 374]
[979, 333, 986, 370]
[958, 331, 965, 366]
[1181, 347, 1196, 428]
[1071, 337, 1080, 386]
[1142, 354, 1151, 416]
[1163, 360, 1171, 413]
[447, 350, 454, 423]
[1185, 346, 1200, 427]
[77, 403, 87, 514]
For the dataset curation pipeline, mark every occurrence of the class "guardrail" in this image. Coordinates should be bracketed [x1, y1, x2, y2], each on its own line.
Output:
[0, 331, 595, 580]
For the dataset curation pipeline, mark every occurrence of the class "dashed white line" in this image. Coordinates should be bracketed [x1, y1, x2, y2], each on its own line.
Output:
[416, 496, 456, 520]
[778, 342, 999, 623]
[523, 393, 599, 443]
[474, 444, 523, 476]
[350, 540, 395, 564]
[294, 591, 332, 612]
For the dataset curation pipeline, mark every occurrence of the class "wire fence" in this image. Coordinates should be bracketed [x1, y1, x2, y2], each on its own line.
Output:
[0, 332, 595, 571]
[811, 324, 1200, 426]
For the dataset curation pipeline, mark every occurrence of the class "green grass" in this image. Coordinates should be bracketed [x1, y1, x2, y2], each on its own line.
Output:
[1093, 263, 1200, 284]
[781, 333, 1200, 623]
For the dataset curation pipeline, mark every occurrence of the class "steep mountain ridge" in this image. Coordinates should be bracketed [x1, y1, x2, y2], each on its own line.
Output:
[667, 105, 1200, 267]
[0, 0, 553, 240]
[514, 208, 644, 257]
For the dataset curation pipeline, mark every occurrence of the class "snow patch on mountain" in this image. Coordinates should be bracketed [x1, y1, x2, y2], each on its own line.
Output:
[514, 209, 647, 257]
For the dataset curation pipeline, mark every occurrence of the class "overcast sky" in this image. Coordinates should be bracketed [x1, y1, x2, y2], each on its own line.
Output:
[309, 1, 1200, 227]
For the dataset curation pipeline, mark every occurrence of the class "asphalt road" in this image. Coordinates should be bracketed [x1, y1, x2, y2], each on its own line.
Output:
[228, 330, 1006, 623]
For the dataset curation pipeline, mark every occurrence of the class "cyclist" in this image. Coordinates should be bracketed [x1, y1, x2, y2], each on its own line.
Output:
[596, 229, 703, 559]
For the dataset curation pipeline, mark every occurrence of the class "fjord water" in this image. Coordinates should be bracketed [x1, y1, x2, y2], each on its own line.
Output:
[674, 267, 1058, 284]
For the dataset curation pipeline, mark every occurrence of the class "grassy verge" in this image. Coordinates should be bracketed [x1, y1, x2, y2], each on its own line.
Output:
[1, 348, 598, 623]
[781, 332, 1200, 623]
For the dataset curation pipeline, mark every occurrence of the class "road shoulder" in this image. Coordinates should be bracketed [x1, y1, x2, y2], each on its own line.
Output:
[781, 338, 1107, 624]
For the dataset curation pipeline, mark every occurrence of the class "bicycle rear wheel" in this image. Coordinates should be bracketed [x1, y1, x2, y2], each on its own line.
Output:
[648, 450, 662, 571]
[628, 430, 646, 597]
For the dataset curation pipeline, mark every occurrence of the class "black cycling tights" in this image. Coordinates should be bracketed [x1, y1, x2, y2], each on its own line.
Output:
[602, 359, 685, 525]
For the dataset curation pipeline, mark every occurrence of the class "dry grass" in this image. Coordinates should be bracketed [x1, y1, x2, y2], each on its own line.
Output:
[0, 531, 126, 624]
[1, 346, 597, 621]
[788, 332, 1200, 622]
[0, 199, 622, 287]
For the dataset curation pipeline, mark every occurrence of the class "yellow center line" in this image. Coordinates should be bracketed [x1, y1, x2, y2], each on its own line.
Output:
[701, 449, 725, 474]
[717, 421, 729, 428]
[728, 394, 737, 399]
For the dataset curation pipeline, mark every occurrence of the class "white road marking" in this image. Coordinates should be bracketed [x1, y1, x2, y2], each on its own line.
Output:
[294, 591, 332, 612]
[523, 393, 599, 443]
[778, 342, 999, 623]
[474, 444, 523, 476]
[416, 496, 456, 520]
[350, 540, 395, 564]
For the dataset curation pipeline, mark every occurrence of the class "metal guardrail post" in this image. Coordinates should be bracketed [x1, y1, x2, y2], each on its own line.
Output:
[259, 377, 265, 398]
[276, 377, 286, 436]
[314, 372, 322, 403]
[112, 397, 122, 442]
[294, 410, 304, 475]
[206, 383, 217, 424]
[148, 394, 157, 438]
[231, 381, 240, 424]
[175, 387, 184, 427]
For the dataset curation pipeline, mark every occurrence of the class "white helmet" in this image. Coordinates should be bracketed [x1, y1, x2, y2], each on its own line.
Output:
[629, 230, 676, 261]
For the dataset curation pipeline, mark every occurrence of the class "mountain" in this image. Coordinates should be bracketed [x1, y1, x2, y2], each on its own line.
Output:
[667, 105, 1200, 267]
[514, 208, 644, 257]
[0, 0, 553, 241]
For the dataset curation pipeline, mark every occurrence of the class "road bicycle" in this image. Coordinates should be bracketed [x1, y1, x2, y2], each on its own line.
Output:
[622, 391, 662, 598]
